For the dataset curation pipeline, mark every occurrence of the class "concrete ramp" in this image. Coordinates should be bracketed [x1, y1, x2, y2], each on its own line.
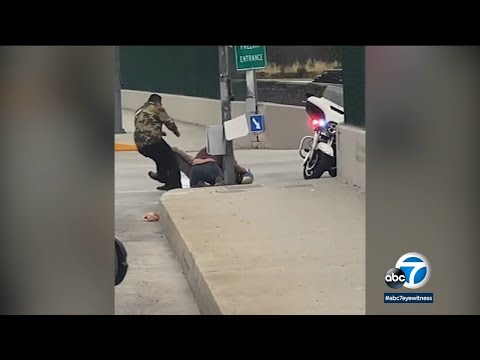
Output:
[158, 180, 365, 315]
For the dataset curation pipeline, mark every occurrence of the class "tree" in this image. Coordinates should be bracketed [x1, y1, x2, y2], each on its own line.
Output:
[329, 47, 342, 68]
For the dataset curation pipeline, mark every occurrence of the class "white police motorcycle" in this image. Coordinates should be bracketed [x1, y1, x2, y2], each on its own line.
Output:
[298, 85, 344, 179]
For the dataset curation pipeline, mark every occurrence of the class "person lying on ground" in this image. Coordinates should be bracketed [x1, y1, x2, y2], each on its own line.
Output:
[189, 147, 247, 188]
[153, 146, 251, 187]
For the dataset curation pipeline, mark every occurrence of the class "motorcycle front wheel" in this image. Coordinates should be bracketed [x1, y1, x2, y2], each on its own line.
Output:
[303, 150, 324, 179]
[328, 168, 337, 177]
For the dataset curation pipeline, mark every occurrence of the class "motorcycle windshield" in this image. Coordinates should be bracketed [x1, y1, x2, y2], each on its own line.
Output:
[322, 86, 344, 108]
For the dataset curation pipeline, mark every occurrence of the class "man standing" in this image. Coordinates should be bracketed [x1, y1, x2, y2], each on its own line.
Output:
[134, 94, 182, 191]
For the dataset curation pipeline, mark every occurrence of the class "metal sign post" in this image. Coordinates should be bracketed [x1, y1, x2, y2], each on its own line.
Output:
[234, 46, 267, 137]
[218, 46, 236, 185]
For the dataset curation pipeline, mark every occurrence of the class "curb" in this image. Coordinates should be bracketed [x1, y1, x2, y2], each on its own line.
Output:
[115, 143, 138, 151]
[157, 192, 223, 315]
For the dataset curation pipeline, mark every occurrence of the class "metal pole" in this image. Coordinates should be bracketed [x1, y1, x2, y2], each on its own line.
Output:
[245, 69, 257, 117]
[218, 46, 235, 185]
[114, 46, 126, 134]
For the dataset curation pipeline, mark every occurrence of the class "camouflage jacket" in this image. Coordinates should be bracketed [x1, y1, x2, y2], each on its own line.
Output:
[134, 102, 179, 149]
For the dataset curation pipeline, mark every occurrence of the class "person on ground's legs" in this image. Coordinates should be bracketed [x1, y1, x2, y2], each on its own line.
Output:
[189, 161, 225, 188]
[189, 147, 247, 188]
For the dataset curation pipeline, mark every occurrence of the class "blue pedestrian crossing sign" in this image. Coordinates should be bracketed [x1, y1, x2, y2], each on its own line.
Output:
[249, 114, 265, 133]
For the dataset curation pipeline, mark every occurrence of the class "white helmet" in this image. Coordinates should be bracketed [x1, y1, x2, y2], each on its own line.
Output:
[240, 170, 254, 185]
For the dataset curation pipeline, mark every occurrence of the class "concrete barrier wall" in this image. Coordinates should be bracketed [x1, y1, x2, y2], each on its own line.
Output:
[337, 124, 365, 190]
[258, 103, 311, 150]
[122, 89, 244, 125]
[122, 90, 310, 150]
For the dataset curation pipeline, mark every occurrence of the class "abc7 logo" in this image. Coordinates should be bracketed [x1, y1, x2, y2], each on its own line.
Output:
[385, 252, 431, 289]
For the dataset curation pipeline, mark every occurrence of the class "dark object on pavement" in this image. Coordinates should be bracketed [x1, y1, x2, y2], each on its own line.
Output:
[115, 238, 128, 286]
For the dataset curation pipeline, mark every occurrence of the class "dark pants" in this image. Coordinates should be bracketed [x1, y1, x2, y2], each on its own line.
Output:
[190, 162, 224, 187]
[139, 139, 182, 190]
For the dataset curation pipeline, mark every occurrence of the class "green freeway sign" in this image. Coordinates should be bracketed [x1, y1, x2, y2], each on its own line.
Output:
[234, 46, 268, 71]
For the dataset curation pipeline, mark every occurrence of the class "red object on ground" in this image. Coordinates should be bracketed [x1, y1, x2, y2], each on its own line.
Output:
[143, 212, 160, 222]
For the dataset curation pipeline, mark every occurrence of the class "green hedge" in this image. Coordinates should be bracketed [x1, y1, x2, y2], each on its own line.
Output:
[119, 46, 221, 99]
[120, 46, 250, 101]
[341, 46, 365, 128]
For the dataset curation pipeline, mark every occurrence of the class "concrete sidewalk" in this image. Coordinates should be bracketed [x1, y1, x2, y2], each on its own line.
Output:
[115, 149, 305, 314]
[158, 178, 365, 315]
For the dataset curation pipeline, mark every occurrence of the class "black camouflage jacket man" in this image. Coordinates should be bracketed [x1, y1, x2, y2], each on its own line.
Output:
[134, 101, 180, 149]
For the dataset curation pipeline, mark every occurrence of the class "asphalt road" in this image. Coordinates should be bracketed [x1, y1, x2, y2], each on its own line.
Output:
[115, 153, 200, 315]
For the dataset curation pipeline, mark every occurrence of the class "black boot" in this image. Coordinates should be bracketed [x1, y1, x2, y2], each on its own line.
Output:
[148, 171, 159, 181]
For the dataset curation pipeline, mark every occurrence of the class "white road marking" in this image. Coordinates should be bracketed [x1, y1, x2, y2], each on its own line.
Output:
[116, 173, 191, 194]
[181, 172, 190, 188]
